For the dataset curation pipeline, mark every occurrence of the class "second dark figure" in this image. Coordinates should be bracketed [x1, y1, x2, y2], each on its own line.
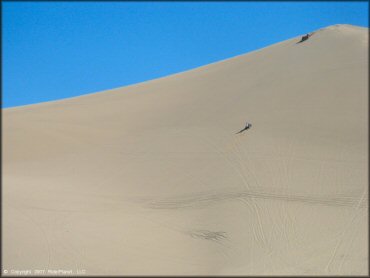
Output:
[236, 122, 252, 134]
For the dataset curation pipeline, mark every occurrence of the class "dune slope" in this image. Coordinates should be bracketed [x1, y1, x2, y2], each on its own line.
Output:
[3, 24, 368, 275]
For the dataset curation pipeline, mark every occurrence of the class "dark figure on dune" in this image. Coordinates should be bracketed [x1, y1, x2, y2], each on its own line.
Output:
[236, 122, 252, 134]
[297, 33, 311, 43]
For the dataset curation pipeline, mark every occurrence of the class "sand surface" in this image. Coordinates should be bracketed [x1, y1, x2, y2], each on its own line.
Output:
[3, 24, 368, 275]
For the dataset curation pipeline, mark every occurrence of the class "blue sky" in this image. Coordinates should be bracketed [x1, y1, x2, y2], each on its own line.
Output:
[3, 2, 369, 108]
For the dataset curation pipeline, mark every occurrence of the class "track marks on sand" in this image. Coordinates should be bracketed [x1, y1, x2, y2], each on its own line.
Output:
[324, 185, 367, 274]
[231, 135, 269, 249]
[148, 189, 367, 210]
[188, 230, 228, 242]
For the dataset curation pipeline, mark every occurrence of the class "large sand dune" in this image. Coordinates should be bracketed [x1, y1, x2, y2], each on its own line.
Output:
[3, 24, 368, 275]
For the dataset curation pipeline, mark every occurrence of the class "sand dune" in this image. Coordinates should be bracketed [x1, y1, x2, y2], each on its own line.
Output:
[3, 24, 368, 275]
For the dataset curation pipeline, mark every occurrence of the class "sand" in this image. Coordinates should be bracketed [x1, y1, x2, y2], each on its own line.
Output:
[3, 24, 368, 275]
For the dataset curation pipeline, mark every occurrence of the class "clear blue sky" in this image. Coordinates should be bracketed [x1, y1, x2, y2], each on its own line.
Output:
[3, 1, 368, 108]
